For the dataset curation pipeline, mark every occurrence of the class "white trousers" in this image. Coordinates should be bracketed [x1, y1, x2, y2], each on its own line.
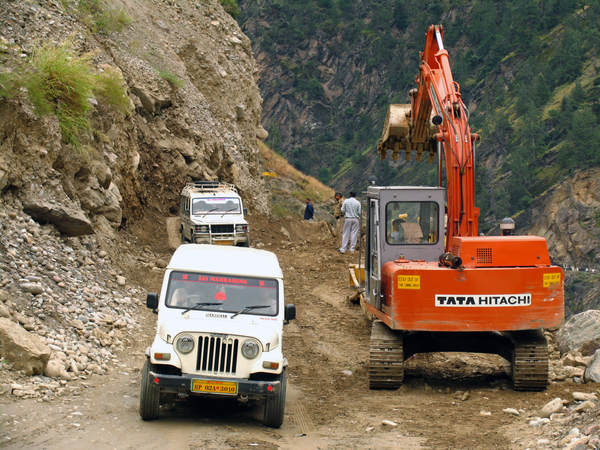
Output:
[341, 217, 359, 252]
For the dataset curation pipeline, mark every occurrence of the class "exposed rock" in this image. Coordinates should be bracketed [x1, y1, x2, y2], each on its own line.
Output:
[556, 310, 600, 355]
[584, 349, 600, 383]
[23, 198, 95, 237]
[256, 125, 269, 140]
[0, 318, 51, 375]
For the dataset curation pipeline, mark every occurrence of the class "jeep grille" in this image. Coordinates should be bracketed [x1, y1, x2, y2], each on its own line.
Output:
[211, 224, 234, 234]
[196, 335, 239, 375]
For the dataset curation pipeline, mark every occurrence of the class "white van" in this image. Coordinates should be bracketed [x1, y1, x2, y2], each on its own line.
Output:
[140, 244, 296, 428]
[180, 181, 249, 247]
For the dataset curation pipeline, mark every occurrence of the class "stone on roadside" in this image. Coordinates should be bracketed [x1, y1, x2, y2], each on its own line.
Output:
[382, 420, 397, 426]
[573, 392, 598, 402]
[0, 318, 50, 375]
[573, 401, 595, 413]
[44, 359, 65, 378]
[115, 276, 126, 286]
[503, 408, 519, 416]
[539, 397, 563, 418]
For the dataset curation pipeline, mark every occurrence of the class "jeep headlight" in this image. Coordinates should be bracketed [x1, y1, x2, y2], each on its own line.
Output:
[235, 224, 248, 233]
[198, 225, 209, 233]
[176, 335, 195, 354]
[241, 339, 260, 359]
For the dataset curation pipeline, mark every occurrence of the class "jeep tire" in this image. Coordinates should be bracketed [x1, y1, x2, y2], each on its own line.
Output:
[139, 359, 160, 420]
[263, 368, 286, 428]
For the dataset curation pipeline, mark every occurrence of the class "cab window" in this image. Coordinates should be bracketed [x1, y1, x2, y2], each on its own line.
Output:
[386, 201, 439, 245]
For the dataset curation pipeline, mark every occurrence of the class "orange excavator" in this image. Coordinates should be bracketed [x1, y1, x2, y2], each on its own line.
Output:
[361, 25, 564, 390]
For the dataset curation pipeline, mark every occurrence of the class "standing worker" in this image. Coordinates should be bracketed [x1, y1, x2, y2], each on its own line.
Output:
[304, 198, 314, 221]
[339, 191, 361, 253]
[333, 192, 344, 248]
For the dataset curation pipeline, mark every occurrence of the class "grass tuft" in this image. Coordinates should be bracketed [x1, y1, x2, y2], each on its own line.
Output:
[158, 70, 184, 88]
[78, 0, 131, 34]
[1, 40, 130, 149]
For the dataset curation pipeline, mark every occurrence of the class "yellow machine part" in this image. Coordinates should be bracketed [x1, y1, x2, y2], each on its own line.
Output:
[377, 104, 438, 163]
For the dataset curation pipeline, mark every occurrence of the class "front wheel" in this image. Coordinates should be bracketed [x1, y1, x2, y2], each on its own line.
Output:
[140, 359, 160, 420]
[237, 238, 250, 247]
[263, 368, 287, 428]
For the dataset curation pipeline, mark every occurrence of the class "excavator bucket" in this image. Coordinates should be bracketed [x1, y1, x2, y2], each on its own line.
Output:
[377, 104, 411, 161]
[378, 103, 439, 163]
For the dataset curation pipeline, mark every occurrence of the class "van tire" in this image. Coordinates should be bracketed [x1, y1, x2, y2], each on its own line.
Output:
[237, 238, 250, 248]
[140, 359, 160, 420]
[263, 368, 286, 428]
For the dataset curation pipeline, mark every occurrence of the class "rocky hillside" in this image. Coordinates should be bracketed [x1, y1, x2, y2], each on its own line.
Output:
[1, 0, 268, 252]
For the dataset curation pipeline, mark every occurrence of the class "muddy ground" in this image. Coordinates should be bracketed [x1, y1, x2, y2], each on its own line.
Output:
[1, 215, 597, 450]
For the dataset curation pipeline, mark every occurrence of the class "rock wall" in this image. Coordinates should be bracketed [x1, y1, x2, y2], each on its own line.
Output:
[0, 0, 269, 248]
[517, 168, 600, 271]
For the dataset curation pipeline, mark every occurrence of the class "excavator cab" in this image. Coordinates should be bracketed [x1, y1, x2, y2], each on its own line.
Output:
[365, 186, 445, 310]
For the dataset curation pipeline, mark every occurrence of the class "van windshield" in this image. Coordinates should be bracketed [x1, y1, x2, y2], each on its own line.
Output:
[192, 198, 241, 215]
[166, 271, 278, 316]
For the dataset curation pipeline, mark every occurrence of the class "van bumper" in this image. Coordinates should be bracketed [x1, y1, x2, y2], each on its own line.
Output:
[148, 372, 281, 395]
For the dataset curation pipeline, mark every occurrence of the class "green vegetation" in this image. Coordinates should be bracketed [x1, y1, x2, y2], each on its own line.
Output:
[77, 0, 131, 34]
[0, 41, 130, 149]
[221, 0, 241, 18]
[239, 0, 600, 229]
[158, 70, 185, 88]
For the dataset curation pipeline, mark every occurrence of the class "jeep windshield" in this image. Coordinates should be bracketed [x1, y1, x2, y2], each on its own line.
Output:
[166, 271, 278, 316]
[192, 198, 241, 215]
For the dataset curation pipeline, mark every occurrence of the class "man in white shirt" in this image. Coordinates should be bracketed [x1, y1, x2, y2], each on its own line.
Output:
[339, 191, 361, 253]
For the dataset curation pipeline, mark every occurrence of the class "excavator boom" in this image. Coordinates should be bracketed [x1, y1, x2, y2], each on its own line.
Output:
[378, 25, 479, 251]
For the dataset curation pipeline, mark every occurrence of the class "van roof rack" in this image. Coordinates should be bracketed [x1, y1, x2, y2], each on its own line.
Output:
[184, 180, 238, 193]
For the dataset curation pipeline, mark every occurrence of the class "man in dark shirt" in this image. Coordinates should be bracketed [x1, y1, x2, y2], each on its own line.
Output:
[304, 198, 314, 220]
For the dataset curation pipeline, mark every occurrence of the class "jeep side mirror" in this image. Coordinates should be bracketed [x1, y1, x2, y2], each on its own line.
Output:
[243, 208, 248, 215]
[147, 292, 159, 313]
[284, 304, 296, 323]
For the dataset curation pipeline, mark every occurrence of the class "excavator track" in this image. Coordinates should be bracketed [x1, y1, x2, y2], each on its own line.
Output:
[369, 320, 403, 389]
[509, 330, 549, 391]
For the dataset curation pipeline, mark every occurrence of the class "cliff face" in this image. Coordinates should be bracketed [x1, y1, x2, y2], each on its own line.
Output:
[0, 0, 268, 249]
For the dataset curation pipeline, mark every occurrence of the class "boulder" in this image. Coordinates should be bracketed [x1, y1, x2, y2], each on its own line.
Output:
[0, 318, 51, 375]
[23, 198, 94, 236]
[584, 349, 600, 383]
[556, 310, 600, 355]
[256, 125, 269, 140]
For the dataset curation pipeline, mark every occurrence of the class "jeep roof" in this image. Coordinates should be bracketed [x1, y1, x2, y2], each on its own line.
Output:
[167, 244, 283, 279]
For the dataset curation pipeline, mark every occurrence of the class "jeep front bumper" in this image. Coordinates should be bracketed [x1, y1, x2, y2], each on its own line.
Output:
[148, 371, 281, 396]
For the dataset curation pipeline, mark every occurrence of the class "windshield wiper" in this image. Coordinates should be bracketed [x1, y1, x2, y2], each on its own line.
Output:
[201, 208, 219, 218]
[230, 305, 270, 319]
[181, 302, 221, 315]
[220, 207, 239, 218]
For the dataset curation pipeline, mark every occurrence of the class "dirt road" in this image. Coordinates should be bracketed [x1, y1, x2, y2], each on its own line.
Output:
[0, 216, 592, 450]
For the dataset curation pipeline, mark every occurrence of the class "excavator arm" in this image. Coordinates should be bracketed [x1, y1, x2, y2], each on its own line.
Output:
[378, 25, 480, 252]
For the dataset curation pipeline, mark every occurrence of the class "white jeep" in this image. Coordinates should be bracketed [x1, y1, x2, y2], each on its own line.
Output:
[180, 180, 249, 247]
[140, 244, 295, 428]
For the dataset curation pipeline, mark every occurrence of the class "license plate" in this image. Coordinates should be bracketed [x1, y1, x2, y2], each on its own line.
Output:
[191, 379, 238, 395]
[215, 240, 233, 245]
